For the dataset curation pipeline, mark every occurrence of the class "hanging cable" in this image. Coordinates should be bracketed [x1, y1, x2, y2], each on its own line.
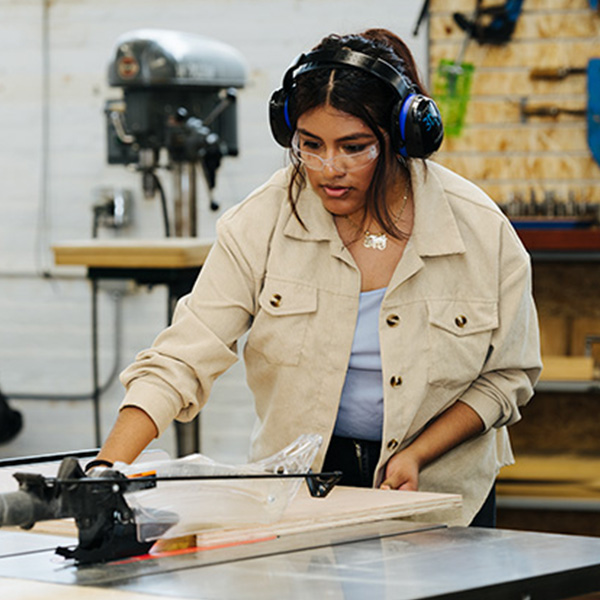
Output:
[5, 289, 123, 402]
[34, 0, 52, 276]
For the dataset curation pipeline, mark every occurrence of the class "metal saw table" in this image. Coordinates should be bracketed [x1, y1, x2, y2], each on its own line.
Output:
[1, 520, 599, 599]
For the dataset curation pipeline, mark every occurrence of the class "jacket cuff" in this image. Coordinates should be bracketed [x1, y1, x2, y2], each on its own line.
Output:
[458, 386, 504, 432]
[119, 379, 182, 437]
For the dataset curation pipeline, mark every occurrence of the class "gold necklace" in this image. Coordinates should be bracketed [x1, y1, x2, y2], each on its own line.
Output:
[346, 183, 409, 251]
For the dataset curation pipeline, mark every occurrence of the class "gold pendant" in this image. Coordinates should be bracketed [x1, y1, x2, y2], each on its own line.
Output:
[364, 232, 387, 250]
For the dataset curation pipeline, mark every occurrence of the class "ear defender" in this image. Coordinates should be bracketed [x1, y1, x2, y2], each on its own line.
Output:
[268, 86, 295, 148]
[268, 48, 444, 159]
[393, 93, 444, 158]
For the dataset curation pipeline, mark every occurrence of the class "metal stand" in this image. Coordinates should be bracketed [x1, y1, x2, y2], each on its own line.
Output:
[173, 163, 198, 237]
[89, 266, 202, 454]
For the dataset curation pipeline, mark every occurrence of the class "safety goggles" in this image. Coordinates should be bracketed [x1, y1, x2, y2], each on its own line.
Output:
[291, 133, 379, 172]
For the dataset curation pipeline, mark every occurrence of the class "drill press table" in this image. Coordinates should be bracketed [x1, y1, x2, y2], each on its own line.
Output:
[52, 239, 213, 454]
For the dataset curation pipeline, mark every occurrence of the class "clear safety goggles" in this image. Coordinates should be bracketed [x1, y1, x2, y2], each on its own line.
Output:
[291, 133, 380, 173]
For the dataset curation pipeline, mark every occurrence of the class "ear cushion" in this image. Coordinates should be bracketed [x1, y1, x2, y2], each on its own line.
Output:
[268, 87, 294, 147]
[392, 94, 444, 158]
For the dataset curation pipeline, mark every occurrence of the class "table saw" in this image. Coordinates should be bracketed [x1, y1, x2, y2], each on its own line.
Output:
[1, 444, 599, 599]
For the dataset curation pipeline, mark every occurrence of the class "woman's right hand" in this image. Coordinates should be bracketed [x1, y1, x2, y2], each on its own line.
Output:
[95, 406, 158, 466]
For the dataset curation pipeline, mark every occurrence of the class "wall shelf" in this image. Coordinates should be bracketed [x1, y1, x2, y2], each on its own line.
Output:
[535, 380, 600, 394]
[497, 496, 600, 513]
[515, 228, 600, 262]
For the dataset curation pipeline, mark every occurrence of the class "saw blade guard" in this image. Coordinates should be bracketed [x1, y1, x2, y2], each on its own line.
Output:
[117, 433, 323, 541]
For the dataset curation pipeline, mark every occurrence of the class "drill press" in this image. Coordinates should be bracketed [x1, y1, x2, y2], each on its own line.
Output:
[105, 29, 247, 236]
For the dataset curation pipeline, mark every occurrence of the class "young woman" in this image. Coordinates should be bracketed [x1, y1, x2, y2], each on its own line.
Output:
[91, 29, 541, 527]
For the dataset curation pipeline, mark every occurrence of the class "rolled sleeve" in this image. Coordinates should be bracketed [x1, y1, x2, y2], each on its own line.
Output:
[117, 205, 269, 434]
[119, 379, 185, 436]
[118, 307, 240, 434]
[459, 258, 542, 431]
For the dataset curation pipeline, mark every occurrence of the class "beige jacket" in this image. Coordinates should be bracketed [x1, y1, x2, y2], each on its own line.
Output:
[120, 160, 542, 525]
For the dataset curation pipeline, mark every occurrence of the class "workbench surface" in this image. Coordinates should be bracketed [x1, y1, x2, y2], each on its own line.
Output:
[2, 521, 599, 599]
[52, 238, 214, 268]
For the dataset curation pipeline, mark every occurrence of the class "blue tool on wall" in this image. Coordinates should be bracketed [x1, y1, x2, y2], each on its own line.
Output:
[588, 58, 600, 167]
[453, 0, 524, 45]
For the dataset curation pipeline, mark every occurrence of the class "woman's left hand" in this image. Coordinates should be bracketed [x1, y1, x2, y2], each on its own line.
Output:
[379, 450, 420, 491]
[379, 401, 485, 491]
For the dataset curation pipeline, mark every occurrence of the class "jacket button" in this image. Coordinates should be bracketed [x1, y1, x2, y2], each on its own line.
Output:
[387, 439, 399, 451]
[270, 294, 282, 308]
[390, 375, 402, 387]
[386, 314, 400, 327]
[455, 314, 467, 328]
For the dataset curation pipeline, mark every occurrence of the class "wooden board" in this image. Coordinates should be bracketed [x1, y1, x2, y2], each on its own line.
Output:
[500, 454, 600, 483]
[192, 486, 461, 548]
[539, 355, 594, 381]
[498, 454, 600, 499]
[52, 238, 214, 269]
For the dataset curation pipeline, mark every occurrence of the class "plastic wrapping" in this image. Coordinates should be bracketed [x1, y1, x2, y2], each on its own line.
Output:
[116, 434, 322, 541]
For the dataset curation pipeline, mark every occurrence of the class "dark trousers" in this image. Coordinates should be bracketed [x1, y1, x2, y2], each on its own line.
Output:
[323, 435, 496, 527]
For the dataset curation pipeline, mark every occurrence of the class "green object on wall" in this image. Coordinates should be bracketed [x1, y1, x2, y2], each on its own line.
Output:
[433, 59, 475, 138]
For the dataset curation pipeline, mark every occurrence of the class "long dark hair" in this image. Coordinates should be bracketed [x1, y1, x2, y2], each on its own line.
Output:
[285, 29, 428, 239]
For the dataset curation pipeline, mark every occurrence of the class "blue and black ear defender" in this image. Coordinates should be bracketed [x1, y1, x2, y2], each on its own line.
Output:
[268, 48, 444, 159]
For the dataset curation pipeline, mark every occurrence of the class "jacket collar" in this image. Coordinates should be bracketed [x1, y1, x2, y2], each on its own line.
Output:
[282, 161, 466, 258]
[409, 161, 466, 257]
[283, 175, 340, 243]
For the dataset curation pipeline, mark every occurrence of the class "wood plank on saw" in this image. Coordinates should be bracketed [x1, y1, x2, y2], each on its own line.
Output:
[193, 485, 462, 547]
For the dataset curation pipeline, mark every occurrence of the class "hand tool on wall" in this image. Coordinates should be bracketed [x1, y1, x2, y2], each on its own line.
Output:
[434, 0, 526, 137]
[412, 0, 430, 36]
[519, 98, 586, 122]
[453, 0, 524, 45]
[525, 59, 600, 167]
[529, 66, 587, 81]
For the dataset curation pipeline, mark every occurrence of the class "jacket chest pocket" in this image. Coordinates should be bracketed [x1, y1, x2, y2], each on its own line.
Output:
[426, 299, 498, 387]
[247, 279, 317, 366]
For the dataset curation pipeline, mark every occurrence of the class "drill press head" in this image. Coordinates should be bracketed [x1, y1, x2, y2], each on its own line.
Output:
[105, 29, 247, 199]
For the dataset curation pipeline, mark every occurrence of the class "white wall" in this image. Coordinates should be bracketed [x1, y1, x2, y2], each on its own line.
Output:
[0, 0, 427, 461]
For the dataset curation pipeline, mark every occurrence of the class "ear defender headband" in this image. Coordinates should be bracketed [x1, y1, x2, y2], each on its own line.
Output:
[268, 48, 444, 159]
